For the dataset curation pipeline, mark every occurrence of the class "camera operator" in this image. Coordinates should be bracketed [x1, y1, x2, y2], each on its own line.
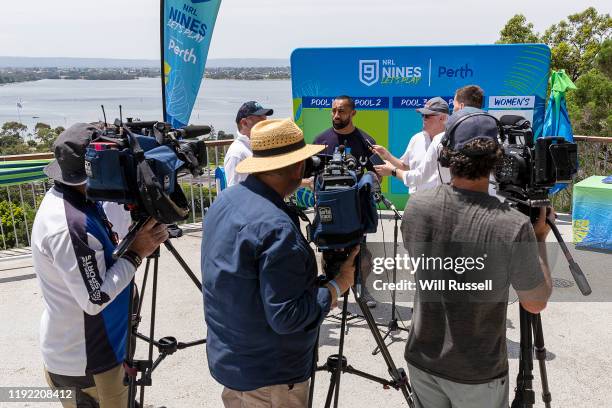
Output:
[371, 97, 449, 193]
[313, 95, 379, 307]
[202, 118, 358, 408]
[32, 123, 169, 407]
[223, 100, 273, 187]
[400, 110, 553, 408]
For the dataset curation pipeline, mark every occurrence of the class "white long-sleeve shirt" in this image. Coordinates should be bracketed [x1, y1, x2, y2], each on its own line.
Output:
[223, 131, 252, 187]
[402, 131, 450, 191]
[32, 185, 135, 376]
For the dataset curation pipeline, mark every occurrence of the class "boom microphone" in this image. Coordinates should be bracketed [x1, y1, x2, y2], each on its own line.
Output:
[177, 125, 212, 139]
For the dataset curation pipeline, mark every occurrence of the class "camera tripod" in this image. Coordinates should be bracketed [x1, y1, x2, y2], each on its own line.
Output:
[510, 214, 591, 408]
[120, 220, 205, 408]
[308, 241, 415, 408]
[371, 193, 410, 355]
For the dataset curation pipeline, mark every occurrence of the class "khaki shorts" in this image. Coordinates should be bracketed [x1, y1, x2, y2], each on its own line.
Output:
[222, 380, 309, 408]
[44, 364, 128, 408]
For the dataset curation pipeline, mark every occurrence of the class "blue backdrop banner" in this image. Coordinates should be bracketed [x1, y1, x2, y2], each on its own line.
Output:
[163, 0, 221, 128]
[291, 44, 551, 208]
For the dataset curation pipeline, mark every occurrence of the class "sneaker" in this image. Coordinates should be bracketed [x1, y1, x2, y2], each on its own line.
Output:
[361, 292, 377, 308]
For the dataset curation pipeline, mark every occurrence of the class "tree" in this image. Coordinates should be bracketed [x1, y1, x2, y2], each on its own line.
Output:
[566, 68, 612, 137]
[34, 123, 63, 152]
[541, 7, 612, 81]
[496, 14, 540, 44]
[0, 122, 29, 155]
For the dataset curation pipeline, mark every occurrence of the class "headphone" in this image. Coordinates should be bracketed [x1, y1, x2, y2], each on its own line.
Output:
[438, 112, 504, 168]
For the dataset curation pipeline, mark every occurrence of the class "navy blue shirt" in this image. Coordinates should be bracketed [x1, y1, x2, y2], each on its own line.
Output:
[201, 175, 332, 391]
[314, 127, 376, 172]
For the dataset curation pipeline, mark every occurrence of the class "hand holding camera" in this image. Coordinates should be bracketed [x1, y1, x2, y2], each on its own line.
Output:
[128, 218, 170, 258]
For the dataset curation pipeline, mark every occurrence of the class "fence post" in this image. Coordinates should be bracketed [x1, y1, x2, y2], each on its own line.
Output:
[18, 184, 31, 246]
[6, 187, 19, 248]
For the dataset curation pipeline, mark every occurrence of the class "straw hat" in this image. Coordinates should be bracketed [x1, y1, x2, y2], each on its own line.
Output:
[236, 118, 324, 174]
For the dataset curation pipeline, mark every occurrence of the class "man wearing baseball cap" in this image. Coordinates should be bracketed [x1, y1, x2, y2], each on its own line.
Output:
[202, 118, 358, 407]
[223, 100, 273, 187]
[372, 96, 449, 193]
[400, 109, 554, 407]
[31, 123, 168, 407]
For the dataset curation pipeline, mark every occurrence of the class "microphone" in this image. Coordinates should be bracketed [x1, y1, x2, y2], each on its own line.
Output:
[177, 125, 212, 139]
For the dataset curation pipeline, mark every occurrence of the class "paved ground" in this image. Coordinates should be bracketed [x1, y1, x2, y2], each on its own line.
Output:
[0, 213, 610, 407]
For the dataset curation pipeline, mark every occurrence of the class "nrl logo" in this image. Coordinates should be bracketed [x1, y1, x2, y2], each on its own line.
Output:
[359, 60, 380, 87]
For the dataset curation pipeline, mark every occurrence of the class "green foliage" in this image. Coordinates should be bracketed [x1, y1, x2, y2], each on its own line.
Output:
[566, 68, 612, 137]
[0, 200, 36, 248]
[496, 14, 540, 44]
[542, 7, 612, 81]
[35, 124, 64, 152]
[178, 182, 216, 223]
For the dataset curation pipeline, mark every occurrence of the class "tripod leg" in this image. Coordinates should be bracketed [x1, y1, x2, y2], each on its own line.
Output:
[139, 251, 160, 407]
[125, 279, 137, 408]
[164, 240, 202, 291]
[354, 289, 414, 407]
[512, 306, 535, 408]
[331, 292, 350, 408]
[308, 333, 319, 408]
[532, 314, 552, 408]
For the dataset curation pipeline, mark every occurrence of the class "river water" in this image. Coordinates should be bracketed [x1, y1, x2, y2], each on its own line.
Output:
[0, 78, 292, 135]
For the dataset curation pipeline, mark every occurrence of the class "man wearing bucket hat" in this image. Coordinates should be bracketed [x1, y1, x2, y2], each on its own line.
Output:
[31, 123, 168, 407]
[202, 118, 358, 407]
[400, 109, 553, 408]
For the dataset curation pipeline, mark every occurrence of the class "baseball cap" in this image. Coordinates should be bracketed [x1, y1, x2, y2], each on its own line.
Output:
[43, 123, 98, 185]
[445, 109, 499, 152]
[235, 101, 273, 125]
[416, 97, 450, 115]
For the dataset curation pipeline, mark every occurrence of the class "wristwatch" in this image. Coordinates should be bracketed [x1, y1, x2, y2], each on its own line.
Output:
[121, 250, 143, 269]
[391, 168, 398, 177]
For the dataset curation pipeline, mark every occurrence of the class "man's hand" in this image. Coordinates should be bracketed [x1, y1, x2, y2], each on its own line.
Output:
[301, 176, 315, 191]
[534, 206, 555, 242]
[372, 145, 392, 161]
[374, 161, 395, 177]
[335, 246, 360, 294]
[128, 218, 169, 259]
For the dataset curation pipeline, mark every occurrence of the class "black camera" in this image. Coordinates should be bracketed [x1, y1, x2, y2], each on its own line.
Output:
[494, 115, 578, 207]
[84, 120, 210, 224]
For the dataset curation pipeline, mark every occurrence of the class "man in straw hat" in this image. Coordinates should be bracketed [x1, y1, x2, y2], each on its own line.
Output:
[202, 118, 358, 407]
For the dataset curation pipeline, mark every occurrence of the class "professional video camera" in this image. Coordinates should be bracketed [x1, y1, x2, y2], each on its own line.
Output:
[84, 117, 210, 225]
[494, 115, 578, 209]
[306, 146, 378, 278]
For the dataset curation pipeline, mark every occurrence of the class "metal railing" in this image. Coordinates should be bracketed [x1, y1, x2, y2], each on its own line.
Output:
[0, 140, 232, 253]
[1, 136, 609, 253]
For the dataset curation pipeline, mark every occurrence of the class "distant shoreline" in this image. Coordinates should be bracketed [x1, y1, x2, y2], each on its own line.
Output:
[0, 66, 290, 85]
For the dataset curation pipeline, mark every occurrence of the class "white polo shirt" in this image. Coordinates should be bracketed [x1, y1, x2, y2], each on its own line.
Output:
[399, 131, 433, 193]
[223, 131, 252, 187]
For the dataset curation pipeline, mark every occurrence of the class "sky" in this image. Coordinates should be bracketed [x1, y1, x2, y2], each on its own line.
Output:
[1, 0, 610, 60]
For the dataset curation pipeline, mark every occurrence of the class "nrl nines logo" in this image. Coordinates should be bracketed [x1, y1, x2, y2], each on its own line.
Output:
[359, 60, 380, 87]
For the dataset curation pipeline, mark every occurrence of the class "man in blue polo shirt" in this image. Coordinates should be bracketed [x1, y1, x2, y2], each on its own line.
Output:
[202, 118, 358, 408]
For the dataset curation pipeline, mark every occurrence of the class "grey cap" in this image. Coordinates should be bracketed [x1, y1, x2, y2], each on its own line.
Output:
[416, 97, 450, 115]
[445, 108, 499, 152]
[43, 123, 98, 185]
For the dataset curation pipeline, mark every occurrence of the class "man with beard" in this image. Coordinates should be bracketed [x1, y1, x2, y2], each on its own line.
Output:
[313, 95, 379, 307]
[313, 95, 376, 172]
